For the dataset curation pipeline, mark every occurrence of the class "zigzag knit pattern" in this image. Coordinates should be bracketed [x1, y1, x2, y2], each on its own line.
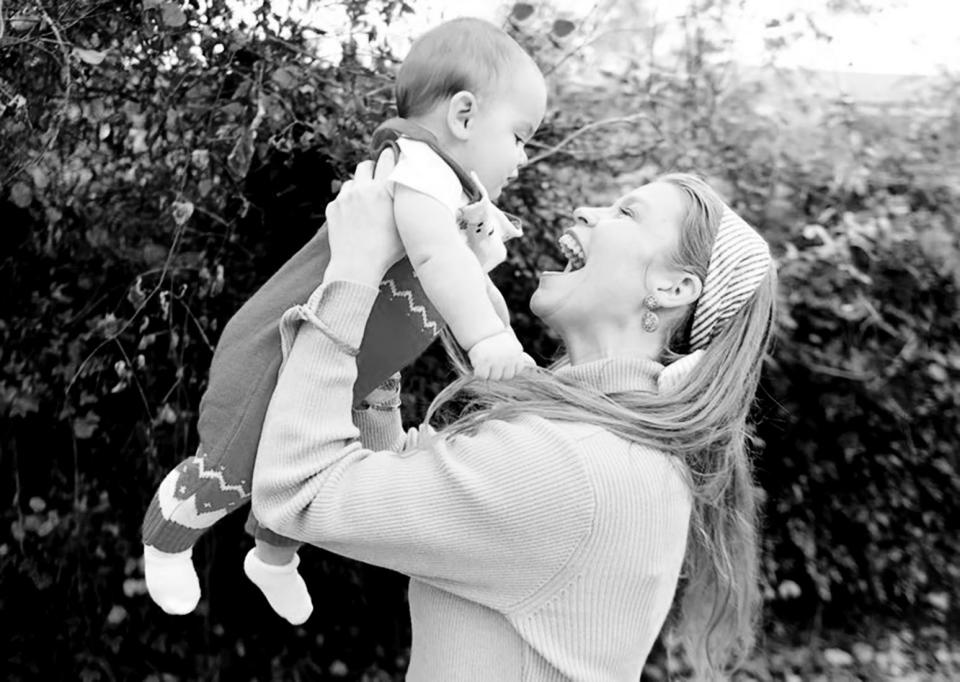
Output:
[380, 278, 442, 337]
[174, 453, 250, 502]
[142, 451, 251, 552]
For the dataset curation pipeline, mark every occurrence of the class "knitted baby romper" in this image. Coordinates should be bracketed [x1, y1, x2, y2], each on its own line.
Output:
[141, 119, 482, 555]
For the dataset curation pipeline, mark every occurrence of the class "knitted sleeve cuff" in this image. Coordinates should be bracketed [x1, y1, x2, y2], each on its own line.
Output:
[356, 373, 402, 411]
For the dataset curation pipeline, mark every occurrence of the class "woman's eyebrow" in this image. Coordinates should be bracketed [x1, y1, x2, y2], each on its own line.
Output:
[619, 195, 649, 211]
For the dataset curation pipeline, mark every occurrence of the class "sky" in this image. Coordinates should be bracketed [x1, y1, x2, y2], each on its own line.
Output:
[421, 0, 960, 75]
[229, 0, 960, 76]
[724, 0, 960, 75]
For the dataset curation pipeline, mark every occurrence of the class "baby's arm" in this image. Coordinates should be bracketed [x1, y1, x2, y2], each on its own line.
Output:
[393, 185, 527, 377]
[485, 276, 511, 327]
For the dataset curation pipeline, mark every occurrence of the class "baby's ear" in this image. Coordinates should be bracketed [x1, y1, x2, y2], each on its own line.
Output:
[446, 91, 477, 141]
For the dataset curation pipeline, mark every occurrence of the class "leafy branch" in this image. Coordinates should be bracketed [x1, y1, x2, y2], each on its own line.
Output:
[526, 113, 661, 166]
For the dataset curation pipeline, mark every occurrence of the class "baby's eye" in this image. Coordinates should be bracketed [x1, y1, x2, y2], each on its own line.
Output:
[618, 205, 634, 218]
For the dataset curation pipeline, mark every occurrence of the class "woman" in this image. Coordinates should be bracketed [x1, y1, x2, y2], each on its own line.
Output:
[251, 154, 776, 681]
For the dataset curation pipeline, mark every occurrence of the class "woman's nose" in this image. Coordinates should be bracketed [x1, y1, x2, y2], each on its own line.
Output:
[573, 206, 599, 226]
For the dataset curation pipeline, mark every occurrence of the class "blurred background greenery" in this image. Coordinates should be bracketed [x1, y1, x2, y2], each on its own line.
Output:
[1, 0, 958, 679]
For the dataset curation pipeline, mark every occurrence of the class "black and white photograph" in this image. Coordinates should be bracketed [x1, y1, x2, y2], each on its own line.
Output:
[1, 0, 958, 679]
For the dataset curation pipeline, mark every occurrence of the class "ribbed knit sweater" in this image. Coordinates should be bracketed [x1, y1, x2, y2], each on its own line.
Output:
[251, 280, 694, 682]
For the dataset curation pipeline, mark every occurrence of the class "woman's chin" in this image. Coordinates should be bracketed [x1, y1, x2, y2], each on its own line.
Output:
[531, 269, 578, 319]
[528, 290, 550, 322]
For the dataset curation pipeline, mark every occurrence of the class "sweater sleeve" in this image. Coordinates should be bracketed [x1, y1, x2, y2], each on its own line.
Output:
[252, 280, 594, 611]
[352, 374, 405, 452]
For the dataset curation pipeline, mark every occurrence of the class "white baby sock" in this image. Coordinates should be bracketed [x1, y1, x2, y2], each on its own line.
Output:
[143, 544, 201, 615]
[243, 548, 313, 625]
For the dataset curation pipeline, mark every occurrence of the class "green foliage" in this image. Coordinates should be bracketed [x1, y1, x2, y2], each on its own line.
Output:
[1, 0, 959, 679]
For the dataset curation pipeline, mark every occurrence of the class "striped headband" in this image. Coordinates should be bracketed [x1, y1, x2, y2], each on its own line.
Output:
[688, 206, 771, 351]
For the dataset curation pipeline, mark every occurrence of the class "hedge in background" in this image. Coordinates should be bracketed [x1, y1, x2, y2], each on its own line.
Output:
[1, 0, 959, 679]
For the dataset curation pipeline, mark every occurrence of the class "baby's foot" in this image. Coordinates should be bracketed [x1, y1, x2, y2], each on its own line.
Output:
[143, 544, 201, 615]
[243, 549, 313, 625]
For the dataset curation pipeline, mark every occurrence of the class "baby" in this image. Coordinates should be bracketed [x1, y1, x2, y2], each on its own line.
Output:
[141, 18, 547, 624]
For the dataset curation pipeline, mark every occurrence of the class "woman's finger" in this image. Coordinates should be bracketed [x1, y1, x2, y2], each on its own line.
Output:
[373, 148, 396, 181]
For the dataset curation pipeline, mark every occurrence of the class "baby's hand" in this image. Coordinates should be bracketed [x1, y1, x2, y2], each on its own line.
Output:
[468, 331, 536, 381]
[401, 423, 436, 452]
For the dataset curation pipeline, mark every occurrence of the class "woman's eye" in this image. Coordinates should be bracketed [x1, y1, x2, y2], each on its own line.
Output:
[515, 135, 524, 145]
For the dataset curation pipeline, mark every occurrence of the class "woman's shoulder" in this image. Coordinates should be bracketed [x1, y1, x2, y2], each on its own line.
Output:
[548, 422, 692, 513]
[439, 416, 601, 521]
[439, 414, 689, 521]
[447, 414, 602, 473]
[460, 416, 681, 512]
[464, 414, 679, 478]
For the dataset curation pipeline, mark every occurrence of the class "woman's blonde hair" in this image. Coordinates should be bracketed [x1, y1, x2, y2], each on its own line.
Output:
[428, 173, 776, 680]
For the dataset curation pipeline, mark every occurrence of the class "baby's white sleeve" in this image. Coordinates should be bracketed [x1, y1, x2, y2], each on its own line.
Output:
[388, 138, 464, 215]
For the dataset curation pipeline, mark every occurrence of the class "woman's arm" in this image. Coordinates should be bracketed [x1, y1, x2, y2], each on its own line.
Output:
[252, 278, 593, 611]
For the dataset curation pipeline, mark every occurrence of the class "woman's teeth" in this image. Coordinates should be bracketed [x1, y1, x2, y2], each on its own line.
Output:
[558, 233, 586, 272]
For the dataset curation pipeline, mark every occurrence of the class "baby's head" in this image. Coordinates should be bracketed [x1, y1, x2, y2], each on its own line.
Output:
[397, 18, 547, 199]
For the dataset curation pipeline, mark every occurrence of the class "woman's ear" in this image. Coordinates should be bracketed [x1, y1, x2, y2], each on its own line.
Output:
[656, 271, 703, 308]
[446, 91, 477, 141]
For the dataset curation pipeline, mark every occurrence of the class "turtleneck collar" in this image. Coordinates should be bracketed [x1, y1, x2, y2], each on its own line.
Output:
[552, 350, 706, 396]
[553, 356, 662, 395]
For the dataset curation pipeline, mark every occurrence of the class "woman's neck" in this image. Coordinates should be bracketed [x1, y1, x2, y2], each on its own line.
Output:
[563, 319, 665, 365]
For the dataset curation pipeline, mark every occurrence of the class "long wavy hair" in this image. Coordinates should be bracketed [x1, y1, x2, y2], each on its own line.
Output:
[427, 173, 776, 680]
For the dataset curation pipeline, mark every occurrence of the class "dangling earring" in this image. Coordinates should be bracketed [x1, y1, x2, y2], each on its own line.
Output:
[641, 295, 661, 333]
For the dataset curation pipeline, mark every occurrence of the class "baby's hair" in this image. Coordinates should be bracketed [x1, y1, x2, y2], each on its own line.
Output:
[397, 18, 533, 118]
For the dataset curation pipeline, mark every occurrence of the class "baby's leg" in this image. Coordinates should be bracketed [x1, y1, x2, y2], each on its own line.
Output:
[141, 447, 250, 614]
[243, 516, 313, 625]
[253, 538, 298, 564]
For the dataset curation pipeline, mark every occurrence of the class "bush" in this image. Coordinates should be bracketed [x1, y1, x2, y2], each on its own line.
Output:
[758, 99, 960, 621]
[1, 1, 409, 678]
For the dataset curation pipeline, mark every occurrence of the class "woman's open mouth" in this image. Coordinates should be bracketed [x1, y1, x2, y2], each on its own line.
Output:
[558, 231, 586, 272]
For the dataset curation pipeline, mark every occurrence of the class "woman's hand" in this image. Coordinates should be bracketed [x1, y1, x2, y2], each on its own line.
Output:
[323, 150, 405, 287]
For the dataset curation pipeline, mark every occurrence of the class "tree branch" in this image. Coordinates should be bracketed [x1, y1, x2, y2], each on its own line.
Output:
[543, 26, 648, 77]
[526, 113, 659, 166]
[1, 2, 74, 184]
